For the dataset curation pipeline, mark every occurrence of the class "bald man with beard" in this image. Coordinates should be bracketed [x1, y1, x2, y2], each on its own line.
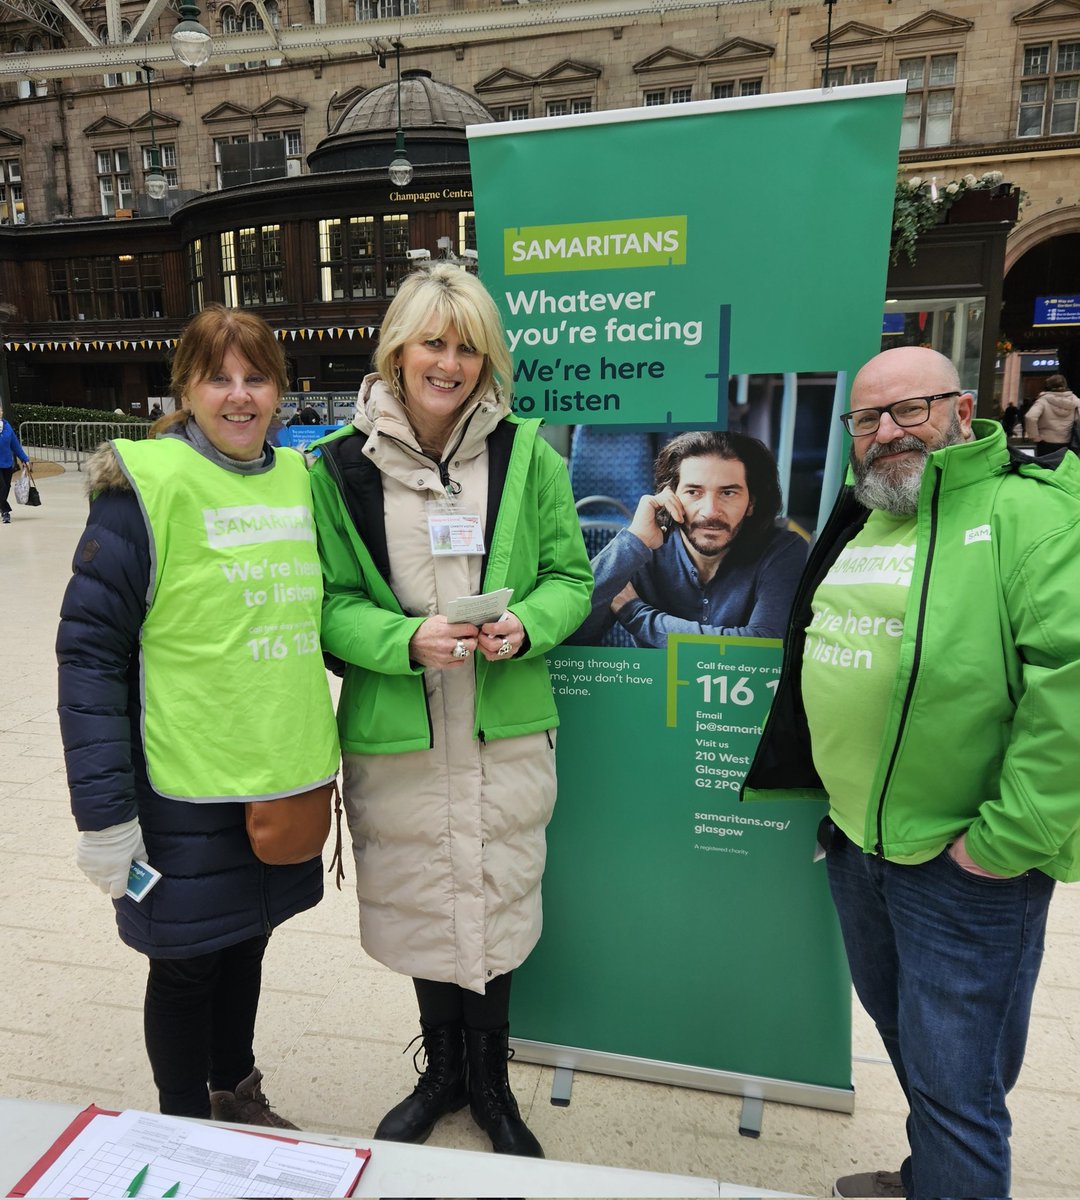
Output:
[744, 347, 1080, 1200]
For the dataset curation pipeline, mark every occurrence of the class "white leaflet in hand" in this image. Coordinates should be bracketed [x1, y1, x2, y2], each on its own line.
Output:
[446, 587, 514, 626]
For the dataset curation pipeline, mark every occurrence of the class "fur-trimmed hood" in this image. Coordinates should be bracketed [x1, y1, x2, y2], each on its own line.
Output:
[85, 443, 130, 496]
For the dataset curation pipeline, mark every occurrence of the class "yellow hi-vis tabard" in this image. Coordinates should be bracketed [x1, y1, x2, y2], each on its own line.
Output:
[114, 437, 340, 801]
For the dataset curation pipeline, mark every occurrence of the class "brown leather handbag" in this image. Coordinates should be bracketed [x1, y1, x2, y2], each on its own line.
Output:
[245, 780, 345, 885]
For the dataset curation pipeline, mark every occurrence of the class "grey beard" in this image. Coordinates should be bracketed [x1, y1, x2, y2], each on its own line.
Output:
[850, 409, 963, 516]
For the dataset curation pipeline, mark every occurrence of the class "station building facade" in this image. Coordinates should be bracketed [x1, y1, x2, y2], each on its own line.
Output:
[0, 0, 1077, 412]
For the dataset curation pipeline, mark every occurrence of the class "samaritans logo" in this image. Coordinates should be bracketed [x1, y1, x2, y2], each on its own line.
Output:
[203, 504, 315, 549]
[504, 216, 687, 275]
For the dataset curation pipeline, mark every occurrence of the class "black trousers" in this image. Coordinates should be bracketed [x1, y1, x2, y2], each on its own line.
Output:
[413, 971, 513, 1031]
[143, 933, 268, 1117]
[0, 466, 12, 516]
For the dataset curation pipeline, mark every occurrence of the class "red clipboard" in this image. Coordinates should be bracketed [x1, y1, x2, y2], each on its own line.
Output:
[8, 1105, 117, 1198]
[7, 1105, 370, 1198]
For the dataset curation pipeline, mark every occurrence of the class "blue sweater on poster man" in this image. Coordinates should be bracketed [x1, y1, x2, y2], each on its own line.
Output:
[571, 524, 807, 648]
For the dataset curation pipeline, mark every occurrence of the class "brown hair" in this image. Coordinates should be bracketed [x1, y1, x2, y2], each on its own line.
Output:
[159, 305, 288, 436]
[1044, 373, 1069, 392]
[653, 429, 783, 554]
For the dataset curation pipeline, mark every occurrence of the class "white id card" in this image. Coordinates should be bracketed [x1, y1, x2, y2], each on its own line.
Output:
[427, 501, 485, 556]
[126, 859, 162, 903]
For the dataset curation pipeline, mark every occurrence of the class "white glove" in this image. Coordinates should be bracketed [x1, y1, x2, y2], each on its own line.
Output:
[76, 818, 148, 899]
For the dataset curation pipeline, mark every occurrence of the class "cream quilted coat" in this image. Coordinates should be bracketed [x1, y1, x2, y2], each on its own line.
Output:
[341, 379, 569, 993]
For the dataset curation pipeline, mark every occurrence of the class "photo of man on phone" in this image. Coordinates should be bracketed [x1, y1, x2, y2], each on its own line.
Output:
[570, 430, 807, 648]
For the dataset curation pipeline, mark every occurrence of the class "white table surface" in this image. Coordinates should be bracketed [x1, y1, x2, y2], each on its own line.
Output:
[0, 1096, 730, 1198]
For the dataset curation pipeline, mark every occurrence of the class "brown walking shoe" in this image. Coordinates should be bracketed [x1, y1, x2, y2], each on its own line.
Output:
[833, 1170, 906, 1197]
[209, 1067, 299, 1130]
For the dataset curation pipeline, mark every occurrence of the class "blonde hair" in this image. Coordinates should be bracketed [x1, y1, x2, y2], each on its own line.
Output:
[167, 305, 288, 431]
[374, 264, 513, 405]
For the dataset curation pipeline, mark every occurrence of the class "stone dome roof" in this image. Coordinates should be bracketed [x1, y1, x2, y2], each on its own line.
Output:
[308, 68, 494, 173]
[330, 69, 494, 137]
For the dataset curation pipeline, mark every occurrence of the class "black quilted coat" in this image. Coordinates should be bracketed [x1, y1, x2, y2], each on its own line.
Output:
[56, 451, 323, 959]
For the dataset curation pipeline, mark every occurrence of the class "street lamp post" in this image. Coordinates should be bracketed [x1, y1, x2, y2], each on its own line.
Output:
[388, 41, 413, 187]
[143, 68, 168, 202]
[171, 0, 213, 69]
[822, 0, 837, 88]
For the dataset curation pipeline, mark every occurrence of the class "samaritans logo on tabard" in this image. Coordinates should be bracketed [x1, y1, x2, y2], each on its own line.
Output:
[504, 216, 688, 275]
[203, 505, 316, 549]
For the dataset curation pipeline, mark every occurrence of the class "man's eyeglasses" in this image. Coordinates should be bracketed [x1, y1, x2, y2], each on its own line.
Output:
[840, 392, 961, 437]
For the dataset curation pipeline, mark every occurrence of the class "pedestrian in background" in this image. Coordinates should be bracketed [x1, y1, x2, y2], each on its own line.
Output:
[0, 404, 31, 525]
[1023, 372, 1080, 456]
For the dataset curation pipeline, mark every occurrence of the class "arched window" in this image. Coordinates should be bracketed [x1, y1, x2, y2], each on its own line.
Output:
[99, 21, 141, 87]
[24, 36, 49, 96]
[221, 7, 243, 71]
[241, 3, 264, 32]
[12, 37, 31, 100]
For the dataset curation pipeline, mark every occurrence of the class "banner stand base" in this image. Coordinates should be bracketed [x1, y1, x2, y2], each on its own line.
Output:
[550, 1066, 574, 1107]
[739, 1096, 764, 1138]
[511, 1038, 855, 1116]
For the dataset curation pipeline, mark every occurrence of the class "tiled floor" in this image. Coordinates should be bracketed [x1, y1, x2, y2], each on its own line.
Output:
[2, 464, 1079, 1197]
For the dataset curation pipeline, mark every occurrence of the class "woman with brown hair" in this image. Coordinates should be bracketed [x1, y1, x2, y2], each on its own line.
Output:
[57, 304, 339, 1127]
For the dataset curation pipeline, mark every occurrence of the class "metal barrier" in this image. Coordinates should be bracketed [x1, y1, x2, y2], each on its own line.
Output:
[19, 421, 151, 471]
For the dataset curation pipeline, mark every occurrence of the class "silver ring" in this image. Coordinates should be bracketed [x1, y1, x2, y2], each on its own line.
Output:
[452, 639, 467, 660]
[497, 638, 512, 657]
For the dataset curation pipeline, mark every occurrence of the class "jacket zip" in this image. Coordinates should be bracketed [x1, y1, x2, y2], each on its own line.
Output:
[872, 471, 942, 855]
[753, 489, 867, 770]
[258, 862, 272, 936]
[378, 412, 477, 498]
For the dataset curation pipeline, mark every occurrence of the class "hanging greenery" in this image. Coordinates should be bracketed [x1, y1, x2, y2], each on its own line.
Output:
[891, 171, 1014, 266]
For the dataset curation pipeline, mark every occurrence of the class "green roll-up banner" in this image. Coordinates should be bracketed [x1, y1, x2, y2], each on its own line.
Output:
[468, 84, 905, 1111]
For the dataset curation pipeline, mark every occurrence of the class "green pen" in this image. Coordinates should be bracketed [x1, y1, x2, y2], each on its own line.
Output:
[162, 1184, 180, 1197]
[124, 1164, 150, 1197]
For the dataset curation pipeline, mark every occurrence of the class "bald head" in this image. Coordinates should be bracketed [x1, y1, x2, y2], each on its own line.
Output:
[851, 346, 962, 407]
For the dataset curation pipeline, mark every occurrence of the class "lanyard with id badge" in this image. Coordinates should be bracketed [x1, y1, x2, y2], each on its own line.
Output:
[427, 493, 514, 627]
[427, 498, 485, 557]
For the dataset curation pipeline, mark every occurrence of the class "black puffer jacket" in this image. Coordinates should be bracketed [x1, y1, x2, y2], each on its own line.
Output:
[57, 443, 323, 959]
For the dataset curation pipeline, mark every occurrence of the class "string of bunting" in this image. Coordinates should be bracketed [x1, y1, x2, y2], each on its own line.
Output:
[4, 327, 380, 352]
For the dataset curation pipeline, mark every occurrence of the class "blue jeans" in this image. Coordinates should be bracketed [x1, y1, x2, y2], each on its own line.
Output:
[827, 833, 1054, 1200]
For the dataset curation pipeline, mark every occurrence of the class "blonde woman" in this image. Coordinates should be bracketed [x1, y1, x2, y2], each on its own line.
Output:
[311, 265, 592, 1157]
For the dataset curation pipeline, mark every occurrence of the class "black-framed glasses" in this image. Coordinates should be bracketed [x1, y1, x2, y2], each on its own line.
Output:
[840, 392, 961, 437]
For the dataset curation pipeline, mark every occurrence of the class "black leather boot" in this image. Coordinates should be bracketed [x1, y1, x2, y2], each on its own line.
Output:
[374, 1021, 468, 1143]
[465, 1024, 544, 1158]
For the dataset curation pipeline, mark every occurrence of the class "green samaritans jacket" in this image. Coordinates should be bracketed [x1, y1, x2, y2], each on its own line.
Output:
[309, 412, 593, 755]
[743, 419, 1080, 882]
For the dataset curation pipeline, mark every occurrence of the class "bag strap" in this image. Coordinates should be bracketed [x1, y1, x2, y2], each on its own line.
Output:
[326, 779, 346, 890]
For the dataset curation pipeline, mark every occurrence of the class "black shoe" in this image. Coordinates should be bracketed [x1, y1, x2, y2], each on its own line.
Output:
[465, 1024, 544, 1158]
[375, 1021, 468, 1144]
